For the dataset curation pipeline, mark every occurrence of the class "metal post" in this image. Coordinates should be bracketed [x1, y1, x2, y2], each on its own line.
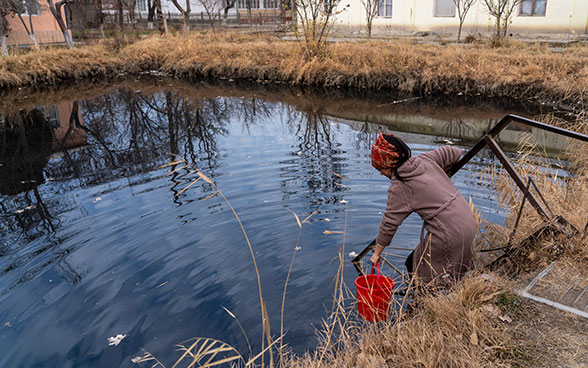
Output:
[484, 136, 550, 220]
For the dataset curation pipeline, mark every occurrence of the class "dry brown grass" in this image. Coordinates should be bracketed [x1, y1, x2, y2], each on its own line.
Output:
[1, 32, 588, 109]
[282, 274, 523, 368]
[0, 44, 120, 87]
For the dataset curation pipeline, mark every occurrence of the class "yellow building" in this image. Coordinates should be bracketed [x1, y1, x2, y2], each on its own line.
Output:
[335, 0, 588, 37]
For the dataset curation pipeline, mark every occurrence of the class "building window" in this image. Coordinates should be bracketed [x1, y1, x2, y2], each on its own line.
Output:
[520, 0, 546, 16]
[20, 0, 40, 16]
[434, 0, 455, 17]
[238, 0, 260, 9]
[264, 0, 279, 8]
[378, 0, 392, 17]
[137, 0, 147, 12]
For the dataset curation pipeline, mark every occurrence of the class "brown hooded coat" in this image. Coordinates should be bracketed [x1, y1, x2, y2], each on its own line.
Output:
[376, 146, 477, 283]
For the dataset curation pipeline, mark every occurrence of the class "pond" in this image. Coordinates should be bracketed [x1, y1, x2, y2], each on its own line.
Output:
[0, 78, 566, 367]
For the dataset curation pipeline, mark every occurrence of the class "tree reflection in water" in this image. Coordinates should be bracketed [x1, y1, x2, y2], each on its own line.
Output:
[0, 86, 374, 296]
[281, 99, 348, 211]
[0, 89, 239, 296]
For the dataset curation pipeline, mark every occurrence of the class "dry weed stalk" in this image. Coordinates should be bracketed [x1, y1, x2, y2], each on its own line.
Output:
[159, 157, 274, 367]
[279, 208, 316, 366]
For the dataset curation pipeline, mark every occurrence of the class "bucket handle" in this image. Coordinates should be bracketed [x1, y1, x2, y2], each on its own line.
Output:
[370, 262, 381, 276]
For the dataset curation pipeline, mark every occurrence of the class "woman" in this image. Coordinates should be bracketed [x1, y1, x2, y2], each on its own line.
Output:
[369, 133, 477, 284]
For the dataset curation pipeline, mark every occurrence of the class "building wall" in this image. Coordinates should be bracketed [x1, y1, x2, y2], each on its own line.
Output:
[335, 0, 588, 36]
[134, 0, 238, 18]
[6, 3, 70, 47]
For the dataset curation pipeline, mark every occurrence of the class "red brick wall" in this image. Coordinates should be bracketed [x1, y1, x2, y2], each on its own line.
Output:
[6, 5, 71, 47]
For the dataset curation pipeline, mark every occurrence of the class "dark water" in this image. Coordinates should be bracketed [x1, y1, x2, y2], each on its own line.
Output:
[0, 80, 561, 367]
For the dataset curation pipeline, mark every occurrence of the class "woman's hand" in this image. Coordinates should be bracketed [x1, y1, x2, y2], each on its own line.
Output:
[370, 243, 386, 265]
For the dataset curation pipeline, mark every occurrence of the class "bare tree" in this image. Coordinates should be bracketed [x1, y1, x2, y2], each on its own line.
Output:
[198, 0, 222, 32]
[169, 0, 190, 33]
[16, 0, 41, 49]
[1, 0, 23, 55]
[46, 0, 74, 48]
[482, 0, 521, 40]
[452, 0, 475, 43]
[294, 0, 345, 58]
[360, 0, 378, 39]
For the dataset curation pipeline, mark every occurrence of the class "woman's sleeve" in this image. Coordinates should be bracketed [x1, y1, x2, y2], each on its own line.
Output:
[376, 184, 412, 247]
[421, 146, 462, 170]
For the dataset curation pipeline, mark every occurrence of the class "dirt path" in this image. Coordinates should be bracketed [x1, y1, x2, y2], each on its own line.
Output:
[508, 281, 588, 367]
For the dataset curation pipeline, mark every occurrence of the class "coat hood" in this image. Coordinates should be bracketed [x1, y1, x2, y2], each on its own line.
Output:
[395, 155, 426, 179]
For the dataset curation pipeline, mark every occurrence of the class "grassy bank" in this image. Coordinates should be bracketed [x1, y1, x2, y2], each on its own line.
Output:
[1, 32, 587, 110]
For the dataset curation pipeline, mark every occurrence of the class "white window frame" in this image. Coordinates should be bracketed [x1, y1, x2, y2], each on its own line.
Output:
[433, 0, 456, 17]
[263, 0, 279, 9]
[519, 0, 546, 16]
[136, 0, 147, 12]
[238, 0, 260, 9]
[377, 0, 392, 18]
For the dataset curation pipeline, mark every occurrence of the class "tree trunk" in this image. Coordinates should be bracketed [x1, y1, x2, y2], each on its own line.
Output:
[457, 22, 463, 43]
[28, 16, 39, 50]
[47, 0, 75, 48]
[367, 22, 372, 38]
[163, 12, 168, 33]
[223, 7, 230, 25]
[98, 0, 105, 35]
[17, 14, 40, 50]
[154, 0, 166, 33]
[182, 11, 189, 33]
[209, 13, 216, 32]
[30, 34, 39, 49]
[128, 0, 137, 29]
[147, 0, 155, 28]
[117, 0, 124, 30]
[1, 34, 7, 56]
[0, 15, 6, 56]
[63, 30, 74, 47]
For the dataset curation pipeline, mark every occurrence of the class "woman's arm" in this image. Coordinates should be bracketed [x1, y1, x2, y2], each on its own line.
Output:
[371, 183, 411, 264]
[421, 146, 463, 171]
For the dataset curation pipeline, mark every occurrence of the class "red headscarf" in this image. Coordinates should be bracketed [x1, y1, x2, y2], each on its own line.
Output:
[371, 133, 401, 170]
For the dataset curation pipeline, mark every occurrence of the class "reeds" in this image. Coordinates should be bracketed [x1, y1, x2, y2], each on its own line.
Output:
[1, 32, 588, 110]
[282, 274, 521, 368]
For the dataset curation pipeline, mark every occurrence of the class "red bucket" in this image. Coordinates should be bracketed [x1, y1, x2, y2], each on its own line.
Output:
[355, 263, 395, 322]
